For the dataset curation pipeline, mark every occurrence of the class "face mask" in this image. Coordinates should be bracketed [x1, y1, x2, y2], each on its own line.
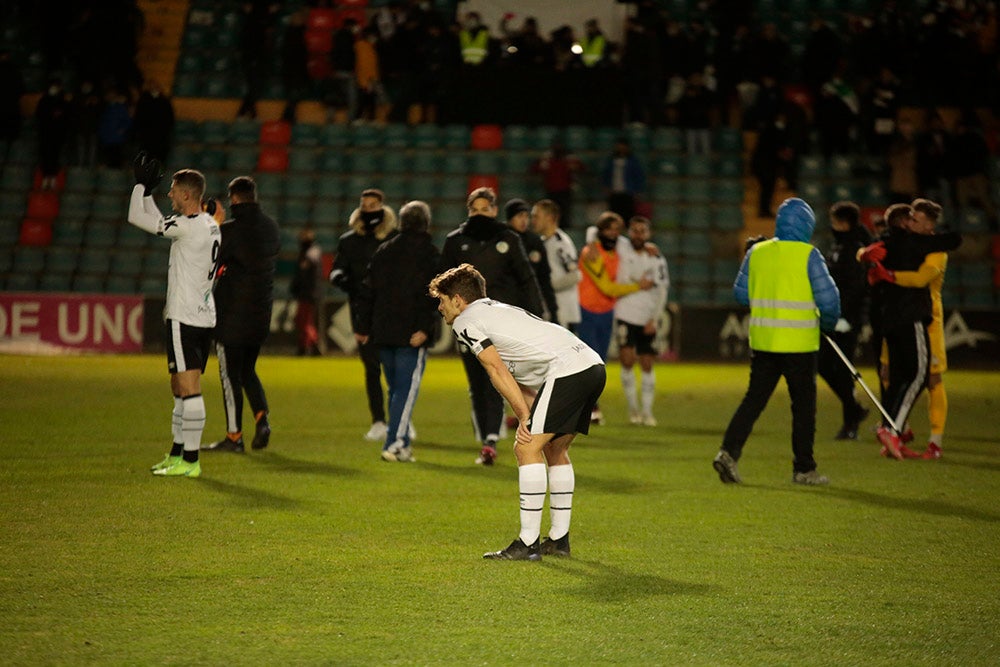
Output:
[599, 236, 617, 251]
[300, 240, 313, 252]
[361, 209, 383, 229]
[468, 213, 494, 226]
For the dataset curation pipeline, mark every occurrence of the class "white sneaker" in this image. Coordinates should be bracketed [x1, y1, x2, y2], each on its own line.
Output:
[590, 409, 604, 425]
[629, 412, 643, 425]
[408, 422, 417, 440]
[382, 440, 415, 463]
[641, 413, 657, 427]
[364, 421, 387, 441]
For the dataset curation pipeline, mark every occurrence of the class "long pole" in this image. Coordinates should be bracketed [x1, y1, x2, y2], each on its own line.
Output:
[823, 333, 901, 435]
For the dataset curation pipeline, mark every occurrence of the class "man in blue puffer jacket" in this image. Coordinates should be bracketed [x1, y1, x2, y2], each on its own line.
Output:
[713, 198, 841, 486]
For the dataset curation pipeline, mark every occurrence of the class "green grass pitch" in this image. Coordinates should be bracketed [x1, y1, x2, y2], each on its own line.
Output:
[1, 354, 998, 665]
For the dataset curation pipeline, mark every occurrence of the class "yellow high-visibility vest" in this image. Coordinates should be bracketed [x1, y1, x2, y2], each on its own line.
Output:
[460, 30, 488, 65]
[747, 239, 819, 352]
[581, 34, 606, 67]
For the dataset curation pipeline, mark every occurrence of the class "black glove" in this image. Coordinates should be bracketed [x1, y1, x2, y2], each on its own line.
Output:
[203, 197, 218, 216]
[329, 268, 348, 289]
[132, 151, 163, 196]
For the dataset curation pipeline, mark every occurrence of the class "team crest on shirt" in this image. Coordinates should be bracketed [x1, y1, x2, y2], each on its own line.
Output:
[496, 241, 509, 254]
[528, 250, 541, 263]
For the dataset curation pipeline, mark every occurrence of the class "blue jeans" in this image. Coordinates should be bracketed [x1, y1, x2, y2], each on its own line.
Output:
[577, 308, 614, 361]
[378, 346, 427, 449]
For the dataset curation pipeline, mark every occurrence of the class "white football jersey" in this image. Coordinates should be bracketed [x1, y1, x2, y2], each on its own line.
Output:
[127, 185, 219, 328]
[452, 298, 603, 390]
[542, 228, 582, 327]
[614, 242, 669, 326]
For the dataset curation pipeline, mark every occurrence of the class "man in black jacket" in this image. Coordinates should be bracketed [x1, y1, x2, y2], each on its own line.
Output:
[204, 176, 280, 453]
[818, 201, 871, 439]
[355, 201, 440, 463]
[441, 187, 545, 465]
[504, 198, 558, 323]
[329, 188, 398, 442]
[858, 203, 961, 459]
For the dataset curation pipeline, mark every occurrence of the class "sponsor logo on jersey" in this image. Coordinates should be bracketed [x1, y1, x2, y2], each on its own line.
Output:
[495, 241, 509, 254]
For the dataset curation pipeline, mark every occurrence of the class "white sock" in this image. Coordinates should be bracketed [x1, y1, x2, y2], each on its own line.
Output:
[182, 394, 206, 457]
[547, 463, 575, 540]
[518, 463, 547, 546]
[641, 369, 656, 415]
[929, 433, 943, 446]
[172, 396, 183, 445]
[620, 366, 638, 413]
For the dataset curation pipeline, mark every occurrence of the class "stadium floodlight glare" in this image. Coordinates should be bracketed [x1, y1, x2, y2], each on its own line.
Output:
[571, 43, 583, 55]
[823, 333, 901, 435]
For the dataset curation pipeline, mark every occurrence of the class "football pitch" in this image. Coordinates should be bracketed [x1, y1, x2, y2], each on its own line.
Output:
[1, 353, 998, 665]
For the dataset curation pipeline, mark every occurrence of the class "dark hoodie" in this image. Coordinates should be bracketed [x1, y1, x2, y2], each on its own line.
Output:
[826, 223, 872, 329]
[440, 214, 544, 316]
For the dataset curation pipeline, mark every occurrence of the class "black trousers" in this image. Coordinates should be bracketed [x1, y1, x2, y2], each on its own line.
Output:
[817, 330, 863, 424]
[722, 350, 818, 474]
[217, 342, 268, 434]
[883, 321, 929, 430]
[460, 346, 504, 445]
[359, 338, 386, 424]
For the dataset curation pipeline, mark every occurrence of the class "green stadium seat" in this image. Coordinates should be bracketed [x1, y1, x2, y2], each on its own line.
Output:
[412, 124, 441, 149]
[5, 273, 39, 291]
[139, 276, 167, 295]
[109, 250, 144, 276]
[680, 207, 712, 231]
[376, 174, 410, 200]
[503, 126, 530, 150]
[715, 127, 743, 153]
[409, 175, 439, 200]
[434, 200, 468, 227]
[714, 204, 744, 231]
[381, 152, 410, 174]
[501, 151, 534, 176]
[285, 175, 316, 199]
[442, 153, 469, 174]
[441, 125, 470, 149]
[383, 124, 411, 149]
[319, 151, 347, 173]
[316, 175, 347, 199]
[827, 182, 861, 204]
[145, 251, 169, 275]
[827, 155, 853, 179]
[183, 25, 210, 50]
[199, 149, 227, 171]
[684, 179, 713, 204]
[796, 180, 825, 204]
[95, 168, 130, 193]
[200, 120, 230, 144]
[439, 177, 468, 199]
[679, 233, 713, 258]
[253, 173, 285, 199]
[45, 247, 77, 274]
[711, 258, 739, 283]
[799, 155, 825, 180]
[288, 149, 320, 173]
[39, 272, 73, 292]
[58, 193, 92, 219]
[73, 274, 105, 292]
[77, 248, 111, 274]
[203, 77, 239, 98]
[64, 167, 97, 193]
[314, 228, 339, 249]
[651, 178, 683, 203]
[1, 165, 32, 191]
[346, 174, 373, 196]
[118, 225, 150, 249]
[291, 123, 322, 147]
[715, 179, 744, 205]
[173, 119, 200, 144]
[0, 219, 19, 246]
[88, 195, 128, 222]
[684, 155, 713, 178]
[470, 152, 500, 174]
[961, 288, 996, 308]
[564, 126, 593, 152]
[105, 276, 137, 294]
[652, 127, 683, 152]
[654, 155, 684, 178]
[716, 155, 743, 178]
[0, 193, 26, 218]
[675, 257, 712, 283]
[280, 198, 312, 226]
[351, 124, 382, 148]
[83, 221, 119, 247]
[321, 124, 350, 148]
[858, 181, 887, 206]
[226, 147, 258, 172]
[230, 119, 260, 144]
[173, 73, 200, 98]
[51, 220, 85, 247]
[176, 52, 203, 74]
[411, 151, 442, 174]
[312, 198, 346, 228]
[348, 151, 382, 174]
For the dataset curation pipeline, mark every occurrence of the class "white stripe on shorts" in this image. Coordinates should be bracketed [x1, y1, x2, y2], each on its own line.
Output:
[530, 381, 554, 435]
[171, 320, 187, 373]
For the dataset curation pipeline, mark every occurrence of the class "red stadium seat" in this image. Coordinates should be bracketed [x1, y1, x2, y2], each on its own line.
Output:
[257, 147, 290, 173]
[32, 168, 65, 191]
[471, 124, 503, 150]
[260, 121, 292, 146]
[335, 8, 367, 28]
[19, 218, 53, 246]
[305, 28, 333, 55]
[860, 206, 883, 234]
[339, 0, 368, 7]
[307, 8, 337, 31]
[307, 56, 331, 80]
[783, 84, 813, 114]
[467, 174, 499, 194]
[27, 191, 60, 220]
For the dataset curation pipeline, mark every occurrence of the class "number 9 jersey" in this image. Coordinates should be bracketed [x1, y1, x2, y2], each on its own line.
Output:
[128, 184, 220, 328]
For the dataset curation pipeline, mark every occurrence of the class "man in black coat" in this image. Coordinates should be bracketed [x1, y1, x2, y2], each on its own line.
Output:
[503, 198, 558, 323]
[329, 188, 398, 442]
[818, 201, 872, 440]
[355, 201, 440, 463]
[204, 176, 280, 453]
[440, 187, 544, 466]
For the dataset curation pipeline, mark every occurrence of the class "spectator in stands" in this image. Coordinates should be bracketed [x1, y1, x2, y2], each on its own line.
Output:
[866, 66, 900, 156]
[816, 64, 860, 159]
[329, 17, 359, 122]
[948, 113, 998, 230]
[35, 78, 70, 190]
[0, 49, 25, 162]
[355, 27, 383, 123]
[801, 17, 842, 96]
[97, 88, 132, 169]
[290, 229, 322, 357]
[580, 19, 608, 68]
[280, 8, 310, 123]
[500, 15, 549, 68]
[675, 71, 715, 155]
[916, 111, 952, 208]
[134, 80, 175, 164]
[531, 141, 585, 229]
[601, 138, 646, 223]
[68, 80, 101, 168]
[550, 25, 581, 73]
[751, 23, 790, 82]
[751, 110, 794, 218]
[887, 117, 919, 204]
[414, 18, 460, 124]
[459, 12, 492, 67]
[621, 16, 661, 126]
[236, 1, 279, 119]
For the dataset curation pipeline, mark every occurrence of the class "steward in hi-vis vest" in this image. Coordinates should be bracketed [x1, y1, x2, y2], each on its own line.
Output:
[713, 198, 841, 487]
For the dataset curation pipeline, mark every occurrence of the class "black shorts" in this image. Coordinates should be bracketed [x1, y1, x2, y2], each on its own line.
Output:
[615, 320, 656, 356]
[529, 364, 606, 436]
[165, 319, 212, 374]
